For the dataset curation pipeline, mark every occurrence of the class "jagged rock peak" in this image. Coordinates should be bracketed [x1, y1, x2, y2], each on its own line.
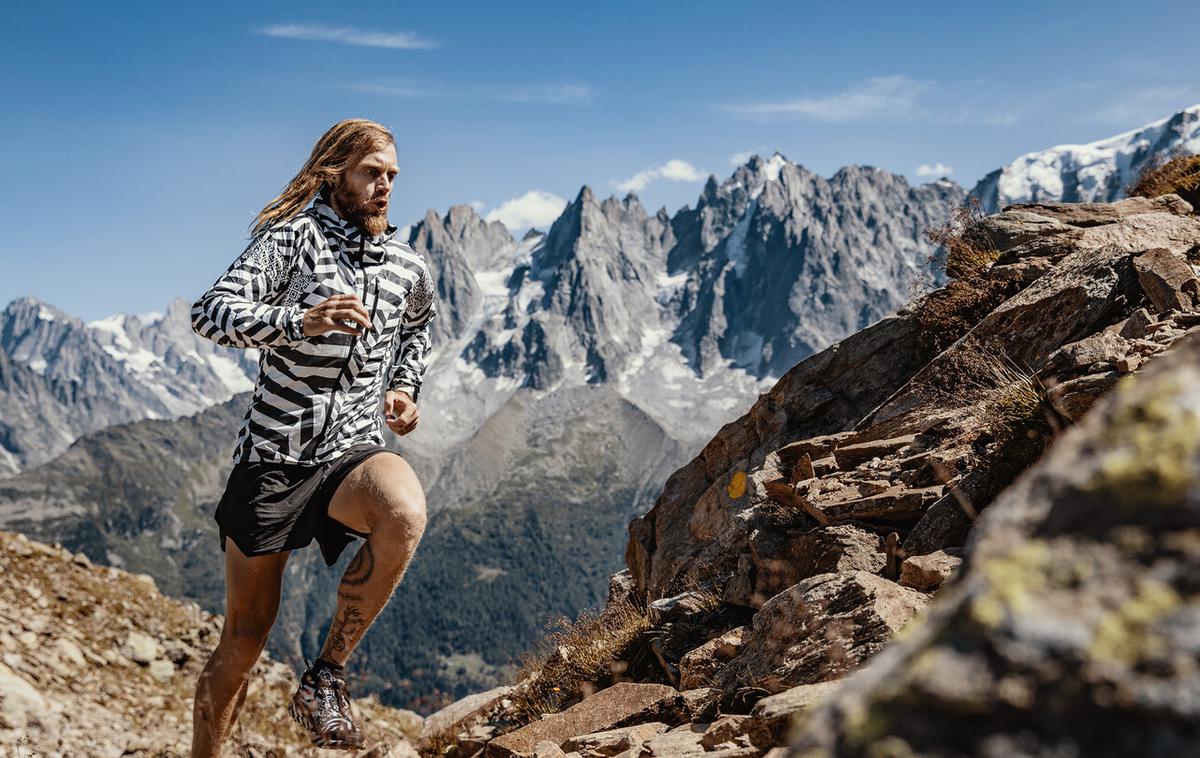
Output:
[3, 296, 74, 323]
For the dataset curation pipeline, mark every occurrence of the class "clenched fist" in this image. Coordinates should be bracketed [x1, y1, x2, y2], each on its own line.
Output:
[302, 294, 373, 337]
[384, 389, 419, 435]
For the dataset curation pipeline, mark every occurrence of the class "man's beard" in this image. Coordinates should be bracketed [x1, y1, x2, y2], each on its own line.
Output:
[331, 182, 390, 237]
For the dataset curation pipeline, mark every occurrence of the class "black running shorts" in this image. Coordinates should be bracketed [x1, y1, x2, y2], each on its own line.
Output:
[214, 442, 394, 566]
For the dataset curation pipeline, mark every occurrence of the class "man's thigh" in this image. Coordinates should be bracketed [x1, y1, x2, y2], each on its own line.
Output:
[326, 451, 422, 535]
[223, 540, 290, 634]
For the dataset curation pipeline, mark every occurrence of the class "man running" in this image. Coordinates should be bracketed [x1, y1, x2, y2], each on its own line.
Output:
[188, 118, 436, 755]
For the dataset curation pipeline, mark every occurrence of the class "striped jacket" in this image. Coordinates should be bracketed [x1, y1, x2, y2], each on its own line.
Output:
[190, 186, 437, 465]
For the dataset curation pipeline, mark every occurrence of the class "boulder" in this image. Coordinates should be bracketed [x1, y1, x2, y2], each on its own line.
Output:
[744, 681, 840, 748]
[1133, 247, 1200, 313]
[422, 685, 512, 747]
[1117, 307, 1155, 339]
[486, 683, 678, 758]
[901, 471, 990, 556]
[1048, 371, 1122, 422]
[0, 661, 44, 729]
[1046, 331, 1130, 372]
[832, 434, 917, 470]
[801, 486, 942, 526]
[121, 630, 161, 665]
[678, 627, 745, 690]
[709, 572, 927, 695]
[1005, 195, 1194, 226]
[724, 525, 884, 609]
[972, 209, 1080, 252]
[899, 549, 963, 592]
[560, 722, 669, 756]
[639, 724, 707, 757]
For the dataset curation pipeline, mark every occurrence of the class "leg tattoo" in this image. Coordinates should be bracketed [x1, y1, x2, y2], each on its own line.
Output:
[326, 605, 366, 656]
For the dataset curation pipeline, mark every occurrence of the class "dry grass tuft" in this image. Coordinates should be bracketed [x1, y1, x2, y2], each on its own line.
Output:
[1127, 151, 1200, 209]
[912, 197, 1020, 353]
[912, 276, 1019, 354]
[925, 195, 998, 279]
[967, 352, 1048, 438]
[506, 597, 651, 726]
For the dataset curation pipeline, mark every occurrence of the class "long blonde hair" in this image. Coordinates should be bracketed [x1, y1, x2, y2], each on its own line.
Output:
[251, 119, 395, 236]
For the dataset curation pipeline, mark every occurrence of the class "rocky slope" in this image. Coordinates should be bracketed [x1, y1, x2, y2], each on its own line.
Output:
[0, 529, 421, 756]
[413, 192, 1200, 756]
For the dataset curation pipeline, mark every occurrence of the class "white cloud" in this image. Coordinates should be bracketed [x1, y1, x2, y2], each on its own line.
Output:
[729, 147, 769, 166]
[915, 162, 954, 177]
[722, 75, 932, 122]
[1092, 85, 1199, 125]
[484, 191, 567, 231]
[351, 80, 592, 106]
[469, 200, 486, 212]
[257, 24, 438, 50]
[614, 159, 706, 193]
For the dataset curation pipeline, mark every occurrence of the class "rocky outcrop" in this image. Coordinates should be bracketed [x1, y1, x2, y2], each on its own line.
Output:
[791, 320, 1200, 757]
[0, 530, 421, 756]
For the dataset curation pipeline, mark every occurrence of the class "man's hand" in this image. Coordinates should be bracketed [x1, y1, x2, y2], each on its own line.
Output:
[384, 389, 419, 435]
[302, 294, 373, 337]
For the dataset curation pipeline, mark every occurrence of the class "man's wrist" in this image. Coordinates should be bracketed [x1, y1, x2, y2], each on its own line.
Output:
[389, 385, 417, 403]
[282, 305, 306, 342]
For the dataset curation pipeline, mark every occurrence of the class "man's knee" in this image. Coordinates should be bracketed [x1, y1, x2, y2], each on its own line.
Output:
[375, 489, 426, 543]
[365, 455, 427, 539]
[221, 613, 275, 655]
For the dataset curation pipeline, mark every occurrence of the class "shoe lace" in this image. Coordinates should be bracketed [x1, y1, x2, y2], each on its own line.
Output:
[305, 661, 353, 724]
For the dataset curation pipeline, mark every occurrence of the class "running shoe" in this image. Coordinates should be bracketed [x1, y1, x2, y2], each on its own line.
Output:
[287, 659, 366, 750]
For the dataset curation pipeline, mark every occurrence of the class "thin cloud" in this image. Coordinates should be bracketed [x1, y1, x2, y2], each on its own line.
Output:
[258, 23, 438, 49]
[484, 191, 567, 231]
[916, 162, 954, 177]
[1092, 86, 1199, 126]
[352, 80, 592, 106]
[614, 159, 706, 193]
[722, 75, 932, 122]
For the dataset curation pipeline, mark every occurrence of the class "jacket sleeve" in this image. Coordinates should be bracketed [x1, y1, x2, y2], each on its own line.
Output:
[190, 227, 307, 350]
[388, 264, 438, 403]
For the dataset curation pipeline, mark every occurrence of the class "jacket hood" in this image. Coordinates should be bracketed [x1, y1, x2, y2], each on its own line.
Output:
[309, 184, 397, 265]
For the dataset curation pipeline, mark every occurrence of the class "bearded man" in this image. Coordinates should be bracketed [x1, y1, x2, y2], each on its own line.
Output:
[188, 118, 436, 755]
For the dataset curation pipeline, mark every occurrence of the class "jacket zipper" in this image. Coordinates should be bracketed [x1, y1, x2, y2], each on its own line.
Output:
[305, 238, 379, 459]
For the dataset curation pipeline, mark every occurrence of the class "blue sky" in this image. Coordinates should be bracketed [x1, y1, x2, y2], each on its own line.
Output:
[3, 0, 1199, 321]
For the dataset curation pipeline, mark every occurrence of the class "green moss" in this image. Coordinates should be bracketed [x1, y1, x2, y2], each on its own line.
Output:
[1085, 377, 1200, 508]
[1089, 577, 1181, 665]
[969, 541, 1052, 628]
[842, 700, 895, 753]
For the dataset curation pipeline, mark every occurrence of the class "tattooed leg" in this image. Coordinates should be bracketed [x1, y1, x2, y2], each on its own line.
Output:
[320, 454, 427, 666]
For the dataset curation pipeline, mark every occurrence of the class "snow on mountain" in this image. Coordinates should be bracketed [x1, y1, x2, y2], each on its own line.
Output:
[972, 104, 1200, 211]
[0, 296, 259, 474]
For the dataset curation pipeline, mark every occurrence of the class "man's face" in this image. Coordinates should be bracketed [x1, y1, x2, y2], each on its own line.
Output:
[331, 142, 398, 237]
